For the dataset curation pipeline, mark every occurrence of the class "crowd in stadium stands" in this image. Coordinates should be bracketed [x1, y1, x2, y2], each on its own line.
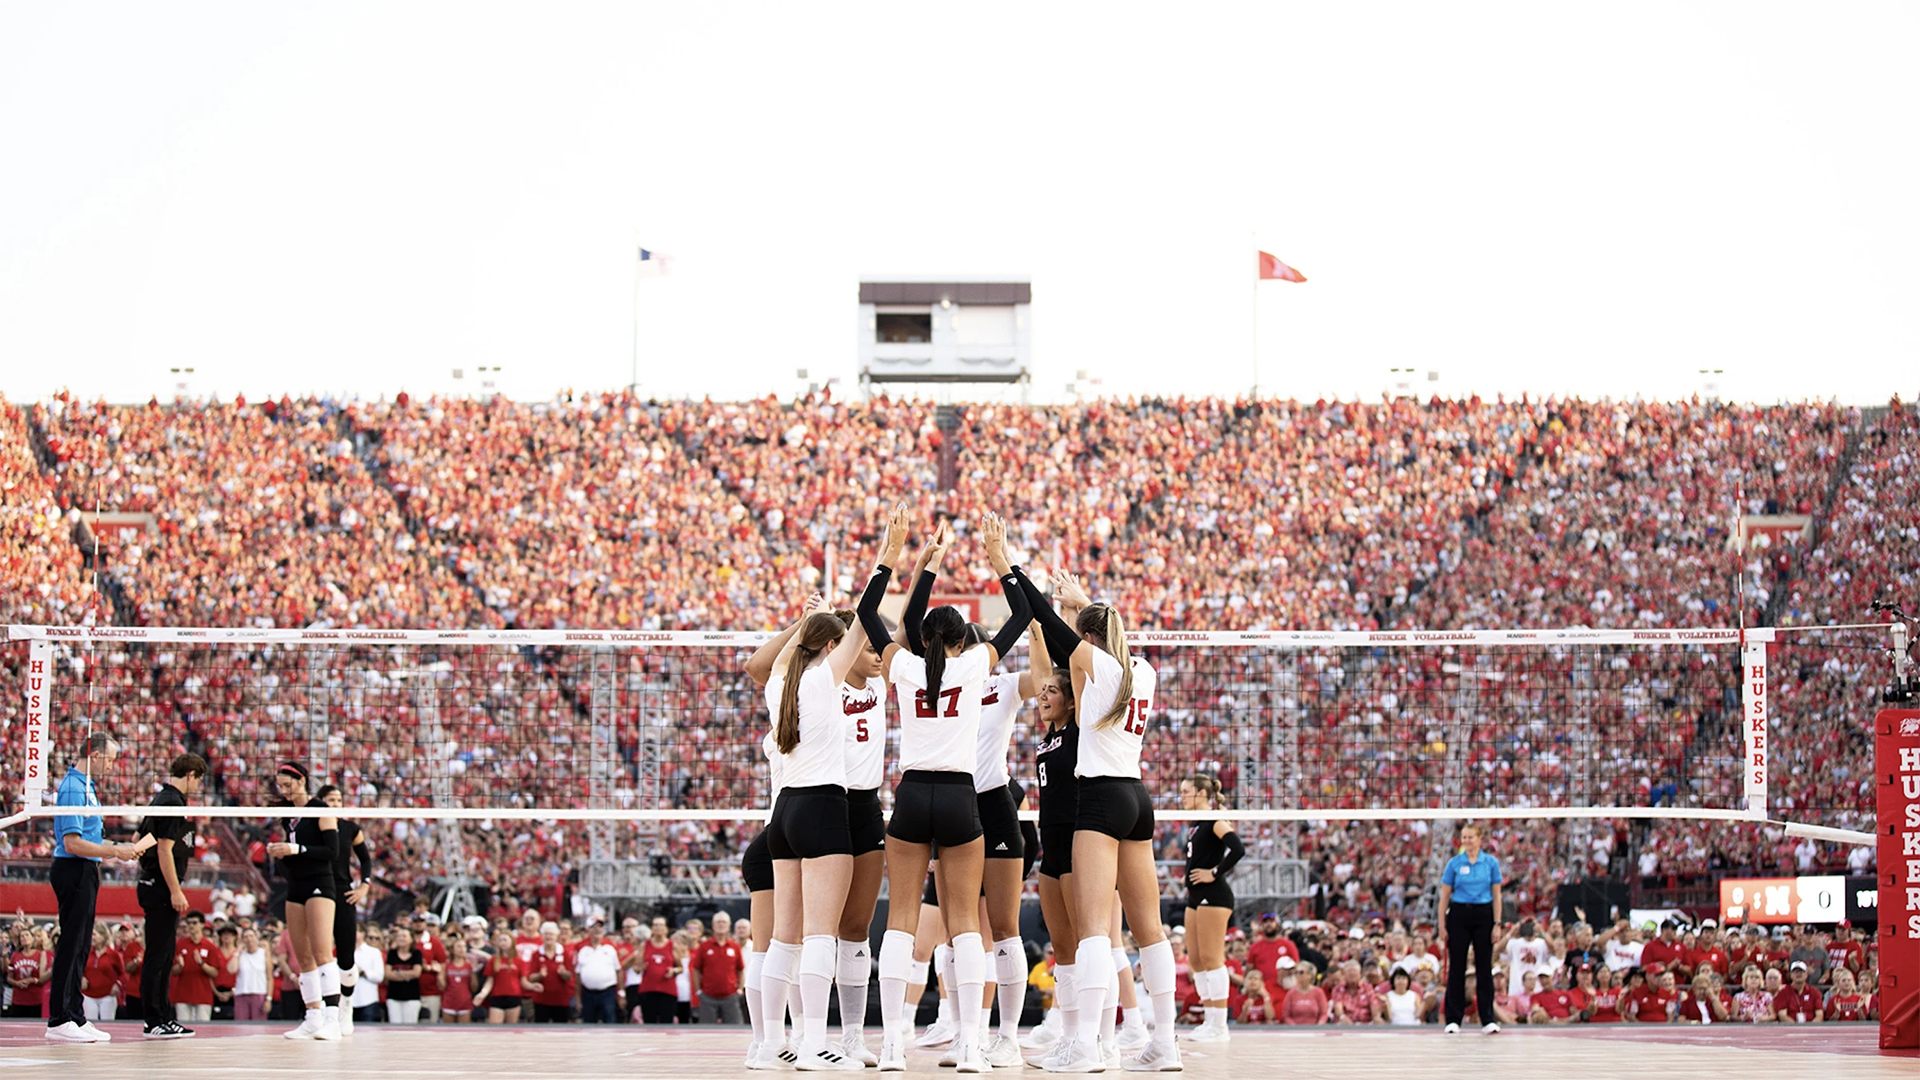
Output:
[0, 897, 1881, 1026]
[1, 390, 1913, 931]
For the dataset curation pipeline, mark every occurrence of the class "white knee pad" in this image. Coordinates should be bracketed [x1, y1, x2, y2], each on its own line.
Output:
[951, 933, 986, 988]
[744, 949, 767, 992]
[1138, 940, 1174, 996]
[1074, 937, 1112, 994]
[992, 937, 1024, 987]
[838, 938, 872, 986]
[800, 935, 838, 982]
[908, 959, 930, 985]
[1110, 946, 1131, 978]
[879, 929, 916, 983]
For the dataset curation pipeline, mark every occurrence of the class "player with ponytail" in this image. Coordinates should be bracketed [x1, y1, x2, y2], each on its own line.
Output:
[1178, 774, 1243, 1045]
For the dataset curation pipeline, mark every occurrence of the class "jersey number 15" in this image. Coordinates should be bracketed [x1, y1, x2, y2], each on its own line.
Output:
[1123, 699, 1149, 736]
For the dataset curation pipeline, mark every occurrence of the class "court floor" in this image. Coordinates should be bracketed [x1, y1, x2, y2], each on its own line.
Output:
[0, 1021, 1911, 1079]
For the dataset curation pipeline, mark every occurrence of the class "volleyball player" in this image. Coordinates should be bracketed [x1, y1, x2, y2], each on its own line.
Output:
[1022, 667, 1079, 1059]
[1016, 572, 1179, 1074]
[267, 763, 343, 1040]
[860, 508, 1032, 1074]
[961, 615, 1049, 1067]
[1176, 775, 1243, 1045]
[761, 596, 874, 1071]
[315, 785, 373, 1036]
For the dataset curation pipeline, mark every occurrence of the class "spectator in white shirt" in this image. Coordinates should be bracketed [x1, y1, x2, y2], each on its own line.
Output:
[352, 927, 386, 1024]
[1499, 920, 1554, 995]
[575, 920, 623, 1024]
[1603, 923, 1645, 973]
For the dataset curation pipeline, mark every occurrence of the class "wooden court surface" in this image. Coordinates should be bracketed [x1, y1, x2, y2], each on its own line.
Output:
[0, 1021, 1912, 1079]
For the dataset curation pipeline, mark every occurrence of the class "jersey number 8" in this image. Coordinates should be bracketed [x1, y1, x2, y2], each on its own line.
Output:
[914, 687, 963, 719]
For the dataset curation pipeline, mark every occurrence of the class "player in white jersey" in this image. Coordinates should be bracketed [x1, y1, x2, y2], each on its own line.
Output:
[854, 507, 1035, 1074]
[1018, 572, 1181, 1074]
[954, 617, 1050, 1067]
[829, 624, 890, 1064]
[759, 602, 873, 1072]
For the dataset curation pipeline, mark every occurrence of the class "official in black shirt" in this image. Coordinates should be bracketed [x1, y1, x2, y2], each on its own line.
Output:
[137, 753, 207, 1039]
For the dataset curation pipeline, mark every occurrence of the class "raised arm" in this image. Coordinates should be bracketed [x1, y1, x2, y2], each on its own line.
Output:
[1016, 578, 1053, 699]
[1015, 565, 1087, 668]
[977, 513, 1031, 666]
[855, 504, 912, 671]
[901, 518, 953, 654]
[746, 595, 825, 688]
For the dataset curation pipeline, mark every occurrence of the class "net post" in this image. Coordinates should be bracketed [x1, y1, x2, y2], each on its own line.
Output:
[1741, 630, 1773, 818]
[1875, 707, 1920, 1050]
[22, 637, 53, 807]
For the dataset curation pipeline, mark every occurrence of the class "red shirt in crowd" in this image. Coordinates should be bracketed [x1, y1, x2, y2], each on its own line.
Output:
[1586, 985, 1624, 1023]
[83, 949, 125, 1000]
[1827, 992, 1871, 1022]
[119, 939, 144, 1000]
[637, 940, 678, 996]
[484, 953, 523, 999]
[1533, 987, 1588, 1020]
[527, 948, 575, 1008]
[1689, 944, 1731, 978]
[1826, 939, 1865, 976]
[1773, 984, 1823, 1022]
[1640, 938, 1686, 972]
[691, 936, 744, 1000]
[9, 949, 49, 1009]
[173, 937, 222, 1007]
[417, 934, 448, 997]
[1245, 935, 1299, 986]
[441, 959, 475, 1013]
[1626, 985, 1678, 1022]
[514, 933, 543, 965]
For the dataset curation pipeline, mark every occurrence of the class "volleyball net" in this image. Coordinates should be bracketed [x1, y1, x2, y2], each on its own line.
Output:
[0, 622, 1886, 903]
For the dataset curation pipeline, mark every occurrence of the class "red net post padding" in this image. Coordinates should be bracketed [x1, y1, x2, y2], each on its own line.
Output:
[1876, 708, 1920, 1050]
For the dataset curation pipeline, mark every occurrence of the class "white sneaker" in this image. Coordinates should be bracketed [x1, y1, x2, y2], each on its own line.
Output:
[918, 1018, 958, 1048]
[338, 1007, 355, 1037]
[749, 1041, 794, 1071]
[1122, 1041, 1181, 1073]
[45, 1022, 92, 1043]
[284, 1011, 322, 1040]
[1041, 1040, 1103, 1074]
[795, 1047, 866, 1072]
[1178, 1021, 1228, 1045]
[1099, 1037, 1120, 1071]
[1028, 1041, 1067, 1070]
[1444, 1022, 1460, 1034]
[314, 1005, 341, 1041]
[1482, 1022, 1501, 1035]
[954, 1038, 992, 1074]
[840, 1031, 879, 1067]
[1116, 1019, 1150, 1054]
[984, 1035, 1025, 1068]
[746, 1039, 764, 1069]
[1022, 1010, 1063, 1051]
[76, 1021, 111, 1043]
[878, 1031, 907, 1072]
[941, 1043, 960, 1068]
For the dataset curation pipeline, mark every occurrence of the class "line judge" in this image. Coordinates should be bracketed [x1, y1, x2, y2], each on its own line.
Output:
[47, 733, 147, 1043]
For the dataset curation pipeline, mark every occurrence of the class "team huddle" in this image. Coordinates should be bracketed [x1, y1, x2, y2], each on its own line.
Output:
[736, 507, 1243, 1074]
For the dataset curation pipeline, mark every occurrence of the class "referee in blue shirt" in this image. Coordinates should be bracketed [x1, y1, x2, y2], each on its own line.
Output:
[46, 733, 145, 1044]
[1436, 822, 1502, 1034]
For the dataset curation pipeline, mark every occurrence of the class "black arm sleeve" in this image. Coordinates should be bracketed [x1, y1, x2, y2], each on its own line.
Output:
[316, 827, 340, 860]
[1216, 830, 1246, 877]
[356, 840, 373, 882]
[1011, 566, 1081, 664]
[856, 566, 897, 659]
[986, 571, 1033, 657]
[903, 570, 935, 654]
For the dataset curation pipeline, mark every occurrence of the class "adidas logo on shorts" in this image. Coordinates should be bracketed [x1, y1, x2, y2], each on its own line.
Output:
[995, 842, 1009, 851]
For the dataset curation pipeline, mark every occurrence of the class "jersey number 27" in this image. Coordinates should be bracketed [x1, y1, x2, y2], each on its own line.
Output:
[915, 687, 963, 719]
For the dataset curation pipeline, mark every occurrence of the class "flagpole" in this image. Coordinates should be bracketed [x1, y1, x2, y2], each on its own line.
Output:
[631, 238, 641, 394]
[1251, 232, 1260, 400]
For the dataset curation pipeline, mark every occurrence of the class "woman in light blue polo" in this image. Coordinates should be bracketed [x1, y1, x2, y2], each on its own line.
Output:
[1435, 822, 1502, 1034]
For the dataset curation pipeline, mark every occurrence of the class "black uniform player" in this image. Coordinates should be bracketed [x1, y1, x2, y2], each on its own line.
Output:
[1025, 668, 1082, 1057]
[268, 763, 342, 1040]
[1178, 774, 1244, 1045]
[315, 785, 372, 1036]
[136, 753, 207, 1039]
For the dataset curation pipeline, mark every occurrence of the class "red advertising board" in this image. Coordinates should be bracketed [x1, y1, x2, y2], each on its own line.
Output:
[1875, 708, 1920, 1050]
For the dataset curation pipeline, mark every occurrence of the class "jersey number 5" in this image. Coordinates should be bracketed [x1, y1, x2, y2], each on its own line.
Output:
[855, 717, 870, 742]
[1123, 699, 1149, 736]
[915, 687, 963, 719]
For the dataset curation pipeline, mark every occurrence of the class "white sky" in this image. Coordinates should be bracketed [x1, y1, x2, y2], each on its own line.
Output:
[1, 3, 1915, 406]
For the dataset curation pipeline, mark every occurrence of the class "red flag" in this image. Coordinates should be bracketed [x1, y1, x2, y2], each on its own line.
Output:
[1258, 251, 1306, 283]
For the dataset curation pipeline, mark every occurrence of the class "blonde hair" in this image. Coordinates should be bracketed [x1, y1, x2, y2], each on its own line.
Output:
[1077, 603, 1133, 730]
[777, 613, 847, 753]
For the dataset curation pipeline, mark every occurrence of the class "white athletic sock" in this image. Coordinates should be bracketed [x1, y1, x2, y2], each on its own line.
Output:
[1204, 1005, 1228, 1028]
[942, 945, 960, 1032]
[1055, 963, 1079, 1041]
[951, 933, 986, 1054]
[993, 937, 1024, 1039]
[877, 929, 915, 1035]
[1138, 940, 1176, 1043]
[763, 940, 801, 1047]
[298, 969, 321, 1009]
[745, 949, 768, 1044]
[1072, 937, 1112, 1048]
[1101, 960, 1120, 1044]
[799, 935, 836, 1054]
[319, 960, 342, 999]
[836, 938, 870, 1041]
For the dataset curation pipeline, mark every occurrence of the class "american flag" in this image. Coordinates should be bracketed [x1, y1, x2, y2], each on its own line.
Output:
[637, 248, 671, 277]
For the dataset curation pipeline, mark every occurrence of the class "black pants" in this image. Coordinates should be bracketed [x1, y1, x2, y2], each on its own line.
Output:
[638, 991, 678, 1024]
[139, 882, 181, 1026]
[532, 1003, 572, 1023]
[581, 986, 619, 1023]
[48, 858, 99, 1028]
[1444, 902, 1496, 1026]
